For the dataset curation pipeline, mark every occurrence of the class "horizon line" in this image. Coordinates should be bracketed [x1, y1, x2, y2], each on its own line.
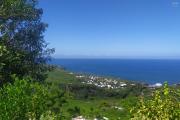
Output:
[52, 57, 180, 60]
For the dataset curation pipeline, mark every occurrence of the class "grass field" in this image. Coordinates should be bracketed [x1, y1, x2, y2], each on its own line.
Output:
[46, 69, 141, 120]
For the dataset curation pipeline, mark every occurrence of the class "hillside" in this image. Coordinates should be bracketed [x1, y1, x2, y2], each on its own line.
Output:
[46, 68, 149, 120]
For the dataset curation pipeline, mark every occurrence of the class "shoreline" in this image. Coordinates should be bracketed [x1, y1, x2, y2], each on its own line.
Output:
[53, 58, 180, 85]
[58, 67, 180, 89]
[58, 66, 179, 87]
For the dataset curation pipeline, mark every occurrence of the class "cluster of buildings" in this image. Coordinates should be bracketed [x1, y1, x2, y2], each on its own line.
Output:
[74, 73, 166, 89]
[75, 74, 136, 89]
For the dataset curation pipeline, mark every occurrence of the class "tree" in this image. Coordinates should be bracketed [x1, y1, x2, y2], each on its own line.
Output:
[0, 0, 54, 85]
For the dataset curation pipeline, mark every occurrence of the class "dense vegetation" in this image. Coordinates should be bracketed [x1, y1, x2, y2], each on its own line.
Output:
[0, 78, 49, 119]
[0, 0, 54, 85]
[0, 0, 180, 119]
[131, 83, 180, 120]
[0, 68, 179, 119]
[46, 69, 140, 119]
[46, 69, 180, 120]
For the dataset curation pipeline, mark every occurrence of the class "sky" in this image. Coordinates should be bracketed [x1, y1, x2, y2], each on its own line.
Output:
[39, 0, 180, 59]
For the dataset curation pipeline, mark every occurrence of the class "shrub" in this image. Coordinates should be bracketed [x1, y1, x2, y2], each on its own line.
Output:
[0, 78, 54, 120]
[131, 83, 180, 120]
[67, 106, 81, 118]
[40, 111, 58, 120]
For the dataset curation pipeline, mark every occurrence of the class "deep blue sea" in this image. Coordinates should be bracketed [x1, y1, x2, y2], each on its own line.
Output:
[51, 59, 180, 84]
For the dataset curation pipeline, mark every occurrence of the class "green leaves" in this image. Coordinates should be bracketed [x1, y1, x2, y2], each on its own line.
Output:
[0, 78, 54, 120]
[131, 83, 180, 120]
[0, 0, 54, 84]
[0, 0, 38, 21]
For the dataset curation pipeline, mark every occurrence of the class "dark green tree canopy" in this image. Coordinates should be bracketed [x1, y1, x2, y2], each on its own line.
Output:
[0, 0, 54, 85]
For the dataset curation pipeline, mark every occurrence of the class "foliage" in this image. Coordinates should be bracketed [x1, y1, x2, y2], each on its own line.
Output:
[40, 111, 59, 120]
[46, 69, 140, 120]
[131, 83, 180, 120]
[0, 77, 57, 120]
[0, 0, 54, 85]
[46, 83, 68, 115]
[67, 106, 81, 118]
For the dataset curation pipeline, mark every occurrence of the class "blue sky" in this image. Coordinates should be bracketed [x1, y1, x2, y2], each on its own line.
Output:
[39, 0, 180, 59]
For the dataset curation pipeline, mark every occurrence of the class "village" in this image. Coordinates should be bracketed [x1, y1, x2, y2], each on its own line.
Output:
[72, 73, 164, 90]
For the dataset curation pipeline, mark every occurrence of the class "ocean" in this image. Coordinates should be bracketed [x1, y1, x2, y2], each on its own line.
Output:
[51, 59, 180, 84]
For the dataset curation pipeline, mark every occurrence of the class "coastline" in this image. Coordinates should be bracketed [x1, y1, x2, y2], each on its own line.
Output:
[51, 58, 180, 85]
[59, 67, 180, 90]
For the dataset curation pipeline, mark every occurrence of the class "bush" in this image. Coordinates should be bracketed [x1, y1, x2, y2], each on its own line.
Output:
[40, 111, 58, 120]
[67, 106, 81, 118]
[0, 78, 55, 120]
[131, 83, 180, 120]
